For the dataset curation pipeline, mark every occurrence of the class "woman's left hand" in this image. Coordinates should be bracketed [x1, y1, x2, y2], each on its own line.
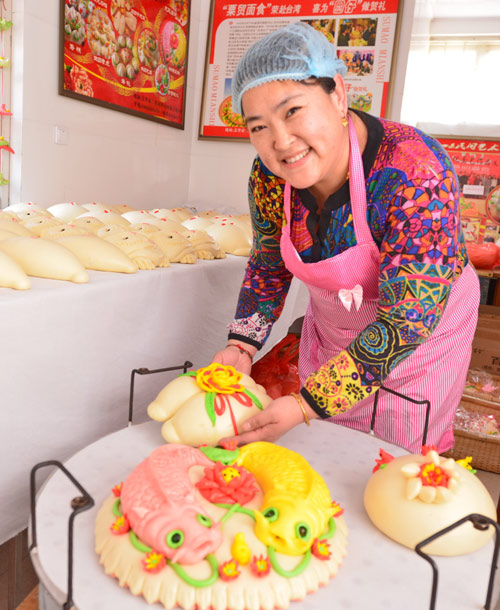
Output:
[219, 395, 318, 446]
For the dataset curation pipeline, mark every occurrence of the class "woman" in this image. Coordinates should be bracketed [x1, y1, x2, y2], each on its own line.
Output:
[212, 22, 479, 452]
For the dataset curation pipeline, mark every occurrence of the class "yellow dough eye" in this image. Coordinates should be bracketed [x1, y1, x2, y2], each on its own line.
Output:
[263, 507, 279, 522]
[166, 529, 184, 548]
[196, 513, 212, 528]
[295, 522, 311, 541]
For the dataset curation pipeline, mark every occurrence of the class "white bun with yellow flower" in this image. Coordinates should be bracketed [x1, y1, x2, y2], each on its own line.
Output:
[147, 363, 272, 446]
[364, 447, 496, 556]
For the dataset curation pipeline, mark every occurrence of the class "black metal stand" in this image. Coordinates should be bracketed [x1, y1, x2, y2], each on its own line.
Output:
[370, 384, 431, 446]
[29, 461, 94, 610]
[128, 361, 192, 424]
[415, 514, 500, 610]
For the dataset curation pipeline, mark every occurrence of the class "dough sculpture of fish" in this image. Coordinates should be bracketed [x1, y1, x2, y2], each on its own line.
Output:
[200, 442, 336, 556]
[120, 444, 223, 564]
[237, 442, 336, 555]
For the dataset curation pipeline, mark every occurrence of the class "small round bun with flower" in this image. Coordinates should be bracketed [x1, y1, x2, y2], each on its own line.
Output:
[364, 446, 497, 555]
[147, 363, 272, 446]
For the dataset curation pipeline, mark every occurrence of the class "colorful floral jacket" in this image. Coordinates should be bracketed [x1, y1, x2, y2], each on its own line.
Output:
[228, 111, 468, 418]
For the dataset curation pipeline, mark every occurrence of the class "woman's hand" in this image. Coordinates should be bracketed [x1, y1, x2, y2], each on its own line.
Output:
[211, 342, 256, 375]
[219, 394, 318, 446]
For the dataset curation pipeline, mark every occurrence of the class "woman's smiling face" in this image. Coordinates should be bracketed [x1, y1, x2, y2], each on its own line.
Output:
[242, 76, 348, 201]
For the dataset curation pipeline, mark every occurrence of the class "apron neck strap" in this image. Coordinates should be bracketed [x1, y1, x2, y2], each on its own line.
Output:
[347, 114, 371, 244]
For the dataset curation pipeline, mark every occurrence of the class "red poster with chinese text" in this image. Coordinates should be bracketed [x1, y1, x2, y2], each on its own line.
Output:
[438, 137, 500, 245]
[61, 0, 189, 128]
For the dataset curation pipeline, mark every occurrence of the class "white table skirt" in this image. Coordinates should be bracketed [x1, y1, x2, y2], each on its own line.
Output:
[30, 420, 499, 610]
[0, 257, 308, 544]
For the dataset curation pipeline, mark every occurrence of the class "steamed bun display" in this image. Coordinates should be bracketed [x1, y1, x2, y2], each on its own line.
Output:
[0, 236, 89, 283]
[0, 250, 31, 290]
[0, 202, 254, 289]
[364, 447, 496, 556]
[147, 363, 271, 446]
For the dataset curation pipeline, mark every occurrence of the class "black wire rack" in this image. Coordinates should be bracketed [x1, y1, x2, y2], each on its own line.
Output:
[29, 461, 94, 610]
[128, 360, 192, 424]
[370, 384, 431, 446]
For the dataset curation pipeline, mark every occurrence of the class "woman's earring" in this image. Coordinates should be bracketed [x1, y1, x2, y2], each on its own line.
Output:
[341, 113, 348, 127]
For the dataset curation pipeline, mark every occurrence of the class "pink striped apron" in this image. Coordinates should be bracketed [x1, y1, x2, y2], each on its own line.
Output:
[280, 115, 479, 453]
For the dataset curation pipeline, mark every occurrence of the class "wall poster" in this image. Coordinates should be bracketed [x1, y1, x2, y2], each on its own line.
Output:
[437, 136, 500, 246]
[60, 0, 190, 129]
[199, 0, 403, 141]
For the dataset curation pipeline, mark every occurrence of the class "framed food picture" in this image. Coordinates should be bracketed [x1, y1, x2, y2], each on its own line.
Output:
[60, 0, 190, 129]
[199, 0, 403, 141]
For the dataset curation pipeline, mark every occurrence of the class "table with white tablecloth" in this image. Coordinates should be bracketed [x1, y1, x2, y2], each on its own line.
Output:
[0, 256, 308, 545]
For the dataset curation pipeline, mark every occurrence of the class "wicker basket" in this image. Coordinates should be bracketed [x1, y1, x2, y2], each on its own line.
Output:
[444, 398, 500, 474]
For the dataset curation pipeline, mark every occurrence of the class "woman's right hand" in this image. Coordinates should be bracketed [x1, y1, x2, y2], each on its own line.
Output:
[211, 342, 256, 375]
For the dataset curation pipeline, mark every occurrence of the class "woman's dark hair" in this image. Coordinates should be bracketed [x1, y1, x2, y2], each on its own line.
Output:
[302, 76, 336, 94]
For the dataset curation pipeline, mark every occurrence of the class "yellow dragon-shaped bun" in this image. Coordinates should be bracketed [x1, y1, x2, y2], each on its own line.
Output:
[237, 442, 335, 556]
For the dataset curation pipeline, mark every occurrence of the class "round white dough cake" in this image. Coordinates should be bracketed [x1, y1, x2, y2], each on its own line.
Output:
[364, 447, 496, 556]
[95, 442, 348, 610]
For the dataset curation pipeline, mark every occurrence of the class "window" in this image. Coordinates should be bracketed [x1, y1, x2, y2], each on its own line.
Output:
[400, 0, 500, 134]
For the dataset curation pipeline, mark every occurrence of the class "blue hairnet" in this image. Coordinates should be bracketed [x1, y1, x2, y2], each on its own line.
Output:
[232, 22, 347, 115]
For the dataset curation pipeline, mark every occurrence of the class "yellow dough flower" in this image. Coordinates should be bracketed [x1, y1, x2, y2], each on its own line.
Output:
[196, 363, 244, 394]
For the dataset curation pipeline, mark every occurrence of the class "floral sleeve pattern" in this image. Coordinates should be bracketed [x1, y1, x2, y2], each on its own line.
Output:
[228, 158, 294, 348]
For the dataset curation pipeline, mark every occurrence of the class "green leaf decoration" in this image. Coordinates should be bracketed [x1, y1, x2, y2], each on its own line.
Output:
[199, 446, 239, 465]
[205, 392, 216, 426]
[0, 20, 13, 31]
[243, 389, 263, 410]
[179, 370, 196, 378]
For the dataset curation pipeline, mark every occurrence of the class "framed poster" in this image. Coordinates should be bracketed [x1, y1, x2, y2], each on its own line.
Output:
[437, 136, 500, 245]
[199, 0, 403, 141]
[60, 0, 190, 129]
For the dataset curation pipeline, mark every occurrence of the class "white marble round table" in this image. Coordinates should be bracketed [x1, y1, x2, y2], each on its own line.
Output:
[30, 420, 499, 610]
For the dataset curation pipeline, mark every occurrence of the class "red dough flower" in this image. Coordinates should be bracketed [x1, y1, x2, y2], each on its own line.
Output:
[219, 559, 240, 581]
[110, 515, 129, 535]
[250, 555, 271, 577]
[331, 501, 344, 518]
[142, 551, 166, 573]
[312, 538, 331, 560]
[196, 462, 258, 505]
[112, 483, 122, 497]
[422, 444, 438, 456]
[372, 448, 394, 473]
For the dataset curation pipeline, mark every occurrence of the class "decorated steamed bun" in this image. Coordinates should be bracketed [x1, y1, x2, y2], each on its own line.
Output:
[148, 363, 272, 446]
[364, 447, 496, 556]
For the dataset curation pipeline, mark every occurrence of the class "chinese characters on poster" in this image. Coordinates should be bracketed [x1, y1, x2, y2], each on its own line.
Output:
[438, 137, 500, 246]
[200, 0, 402, 140]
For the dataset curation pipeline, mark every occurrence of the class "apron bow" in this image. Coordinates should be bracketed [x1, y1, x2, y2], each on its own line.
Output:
[338, 284, 363, 312]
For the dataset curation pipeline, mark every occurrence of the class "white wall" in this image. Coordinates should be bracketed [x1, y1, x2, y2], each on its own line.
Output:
[7, 0, 417, 213]
[7, 0, 255, 213]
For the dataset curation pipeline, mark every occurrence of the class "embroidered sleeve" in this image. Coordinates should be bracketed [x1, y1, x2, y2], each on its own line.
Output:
[228, 158, 293, 349]
[302, 161, 467, 418]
